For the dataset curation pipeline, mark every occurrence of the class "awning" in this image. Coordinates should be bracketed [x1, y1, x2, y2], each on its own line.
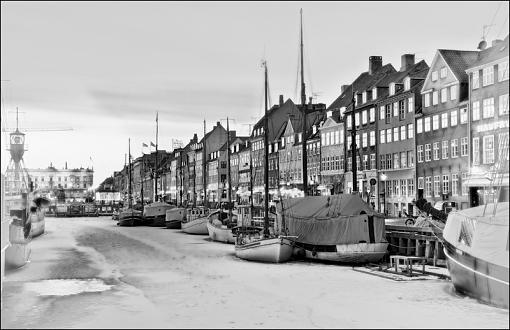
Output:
[464, 173, 509, 187]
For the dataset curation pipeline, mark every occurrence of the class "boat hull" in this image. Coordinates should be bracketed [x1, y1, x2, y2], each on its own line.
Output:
[296, 242, 389, 264]
[443, 241, 509, 309]
[117, 209, 144, 227]
[181, 216, 208, 235]
[29, 208, 45, 238]
[145, 215, 166, 227]
[235, 237, 293, 263]
[207, 221, 235, 244]
[166, 220, 182, 229]
[165, 208, 185, 229]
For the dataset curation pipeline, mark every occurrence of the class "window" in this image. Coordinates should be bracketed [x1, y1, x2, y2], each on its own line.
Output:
[451, 139, 458, 158]
[472, 71, 479, 89]
[370, 154, 376, 169]
[425, 177, 432, 197]
[399, 100, 406, 120]
[401, 152, 407, 168]
[387, 181, 392, 197]
[443, 174, 449, 194]
[433, 142, 440, 160]
[440, 67, 447, 78]
[432, 91, 438, 105]
[357, 156, 361, 171]
[432, 115, 439, 130]
[372, 88, 378, 99]
[386, 128, 392, 143]
[356, 134, 360, 148]
[473, 137, 480, 165]
[499, 60, 509, 81]
[441, 113, 448, 128]
[434, 176, 440, 197]
[408, 97, 414, 112]
[425, 144, 431, 161]
[432, 71, 438, 81]
[347, 157, 352, 171]
[424, 117, 431, 132]
[394, 179, 400, 196]
[483, 66, 494, 86]
[362, 91, 367, 104]
[385, 104, 392, 124]
[462, 172, 468, 196]
[362, 110, 368, 124]
[380, 130, 385, 144]
[369, 108, 375, 122]
[408, 179, 415, 197]
[393, 153, 400, 169]
[416, 119, 423, 134]
[408, 151, 414, 167]
[424, 93, 430, 107]
[450, 85, 457, 100]
[355, 112, 360, 126]
[442, 140, 449, 159]
[408, 124, 414, 139]
[452, 174, 459, 196]
[499, 133, 509, 161]
[370, 131, 376, 146]
[418, 177, 424, 190]
[404, 77, 411, 90]
[499, 94, 509, 115]
[451, 110, 457, 126]
[334, 130, 339, 145]
[483, 135, 495, 164]
[417, 145, 423, 162]
[347, 136, 352, 149]
[346, 116, 352, 129]
[389, 83, 395, 95]
[460, 108, 468, 123]
[393, 102, 399, 117]
[461, 137, 468, 156]
[472, 101, 480, 121]
[362, 155, 368, 170]
[362, 132, 368, 148]
[401, 179, 407, 197]
[380, 106, 385, 120]
[380, 154, 386, 170]
[482, 98, 495, 118]
[400, 126, 406, 140]
[387, 153, 392, 169]
[441, 88, 447, 103]
[393, 127, 399, 142]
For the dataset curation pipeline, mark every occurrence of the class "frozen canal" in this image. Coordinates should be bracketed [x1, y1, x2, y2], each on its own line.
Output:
[1, 217, 508, 328]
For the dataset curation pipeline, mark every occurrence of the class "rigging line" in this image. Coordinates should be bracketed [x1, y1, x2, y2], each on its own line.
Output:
[485, 1, 503, 39]
[496, 14, 509, 39]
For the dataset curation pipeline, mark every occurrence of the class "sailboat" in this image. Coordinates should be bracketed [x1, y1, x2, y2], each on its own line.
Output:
[207, 118, 239, 243]
[117, 138, 144, 226]
[181, 120, 213, 235]
[274, 9, 388, 264]
[442, 134, 509, 309]
[233, 60, 294, 263]
[144, 112, 174, 226]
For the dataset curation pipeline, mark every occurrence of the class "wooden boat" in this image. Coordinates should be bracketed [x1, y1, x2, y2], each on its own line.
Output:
[28, 196, 49, 238]
[443, 202, 509, 309]
[165, 207, 185, 229]
[117, 208, 144, 227]
[144, 201, 174, 227]
[206, 209, 238, 243]
[181, 207, 210, 235]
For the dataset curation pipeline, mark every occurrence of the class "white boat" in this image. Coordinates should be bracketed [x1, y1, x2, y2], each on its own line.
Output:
[181, 207, 210, 235]
[165, 207, 185, 229]
[235, 232, 293, 263]
[443, 202, 509, 309]
[144, 201, 174, 227]
[277, 194, 389, 264]
[206, 210, 238, 243]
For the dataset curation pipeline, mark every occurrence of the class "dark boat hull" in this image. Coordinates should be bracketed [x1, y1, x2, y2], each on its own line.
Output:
[145, 215, 166, 227]
[165, 219, 182, 229]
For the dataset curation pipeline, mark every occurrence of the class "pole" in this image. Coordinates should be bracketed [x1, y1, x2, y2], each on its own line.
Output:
[300, 8, 308, 197]
[155, 112, 159, 202]
[351, 89, 358, 193]
[227, 117, 232, 222]
[128, 138, 132, 208]
[263, 61, 270, 238]
[203, 120, 207, 208]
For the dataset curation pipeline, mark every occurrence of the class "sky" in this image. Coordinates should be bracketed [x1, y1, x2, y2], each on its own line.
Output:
[1, 1, 509, 188]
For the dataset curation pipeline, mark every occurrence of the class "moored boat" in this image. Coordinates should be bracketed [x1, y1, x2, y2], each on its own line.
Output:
[117, 208, 144, 227]
[206, 209, 238, 243]
[165, 207, 185, 229]
[28, 195, 50, 238]
[234, 229, 293, 263]
[144, 201, 174, 227]
[181, 207, 210, 235]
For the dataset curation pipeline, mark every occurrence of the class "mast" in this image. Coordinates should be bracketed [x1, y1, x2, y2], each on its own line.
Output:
[203, 120, 207, 208]
[263, 61, 270, 238]
[141, 157, 144, 205]
[300, 8, 309, 197]
[128, 138, 132, 208]
[193, 147, 197, 207]
[351, 89, 358, 193]
[155, 112, 159, 202]
[227, 117, 232, 221]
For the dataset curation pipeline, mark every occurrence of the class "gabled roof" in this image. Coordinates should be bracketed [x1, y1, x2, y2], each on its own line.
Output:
[467, 35, 509, 71]
[437, 49, 479, 83]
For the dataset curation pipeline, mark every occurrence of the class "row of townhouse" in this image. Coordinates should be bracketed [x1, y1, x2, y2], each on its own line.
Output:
[105, 36, 508, 215]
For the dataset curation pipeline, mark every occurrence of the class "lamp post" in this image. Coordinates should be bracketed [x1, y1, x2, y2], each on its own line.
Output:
[380, 173, 387, 215]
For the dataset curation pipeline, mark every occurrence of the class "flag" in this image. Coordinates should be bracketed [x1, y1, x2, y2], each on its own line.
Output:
[142, 143, 148, 148]
[150, 141, 156, 147]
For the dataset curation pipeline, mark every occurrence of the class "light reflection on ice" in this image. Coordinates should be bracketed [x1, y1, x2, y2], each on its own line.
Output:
[25, 279, 112, 296]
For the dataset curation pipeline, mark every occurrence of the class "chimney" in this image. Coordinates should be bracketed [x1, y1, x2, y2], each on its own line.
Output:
[492, 39, 503, 47]
[193, 133, 198, 142]
[400, 54, 415, 72]
[216, 121, 221, 127]
[341, 85, 349, 94]
[326, 110, 333, 118]
[369, 56, 383, 75]
[279, 95, 284, 106]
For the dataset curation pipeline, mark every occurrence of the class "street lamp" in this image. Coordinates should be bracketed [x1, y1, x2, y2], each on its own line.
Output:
[380, 173, 387, 215]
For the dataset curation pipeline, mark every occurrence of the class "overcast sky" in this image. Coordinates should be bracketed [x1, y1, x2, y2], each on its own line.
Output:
[1, 1, 508, 187]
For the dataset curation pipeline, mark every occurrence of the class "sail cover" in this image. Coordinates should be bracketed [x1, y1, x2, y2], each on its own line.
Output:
[277, 195, 386, 245]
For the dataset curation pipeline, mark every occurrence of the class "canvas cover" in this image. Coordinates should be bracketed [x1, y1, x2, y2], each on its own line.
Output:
[443, 202, 509, 268]
[277, 195, 386, 245]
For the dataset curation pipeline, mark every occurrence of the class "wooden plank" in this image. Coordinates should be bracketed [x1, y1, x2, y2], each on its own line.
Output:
[386, 232, 438, 241]
[386, 225, 435, 233]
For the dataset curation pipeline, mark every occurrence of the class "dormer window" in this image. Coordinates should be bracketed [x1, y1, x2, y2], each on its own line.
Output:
[432, 71, 438, 81]
[340, 107, 346, 117]
[440, 67, 447, 79]
[362, 91, 367, 104]
[298, 133, 302, 143]
[404, 77, 411, 91]
[389, 83, 396, 96]
[372, 88, 377, 100]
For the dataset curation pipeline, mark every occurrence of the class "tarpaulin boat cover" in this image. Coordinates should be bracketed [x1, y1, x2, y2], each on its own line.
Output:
[277, 195, 386, 245]
[443, 202, 509, 268]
